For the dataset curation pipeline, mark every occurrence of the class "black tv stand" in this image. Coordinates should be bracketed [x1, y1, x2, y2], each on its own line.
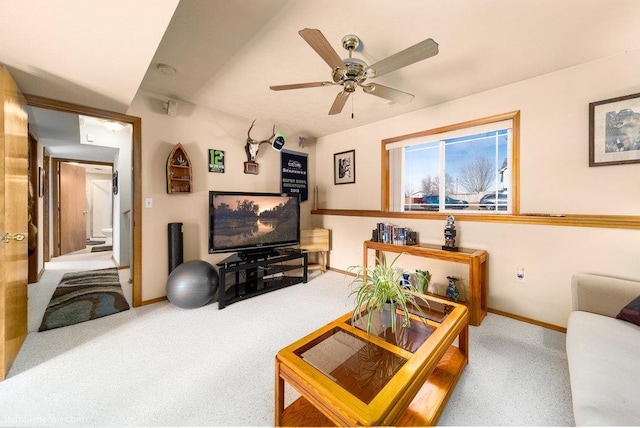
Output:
[216, 249, 307, 309]
[237, 249, 279, 261]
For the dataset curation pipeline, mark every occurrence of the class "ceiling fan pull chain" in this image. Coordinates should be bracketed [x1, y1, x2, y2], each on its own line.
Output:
[351, 96, 354, 119]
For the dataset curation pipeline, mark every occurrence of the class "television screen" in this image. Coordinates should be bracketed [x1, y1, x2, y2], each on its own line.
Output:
[209, 191, 300, 256]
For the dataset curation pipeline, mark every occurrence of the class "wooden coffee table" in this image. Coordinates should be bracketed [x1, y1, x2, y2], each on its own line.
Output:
[275, 295, 469, 426]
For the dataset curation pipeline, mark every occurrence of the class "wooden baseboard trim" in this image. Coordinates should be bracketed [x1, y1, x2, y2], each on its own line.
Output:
[139, 296, 168, 306]
[328, 266, 358, 277]
[487, 307, 566, 333]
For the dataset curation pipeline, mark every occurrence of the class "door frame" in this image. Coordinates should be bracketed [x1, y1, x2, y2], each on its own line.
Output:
[26, 95, 143, 307]
[51, 158, 113, 257]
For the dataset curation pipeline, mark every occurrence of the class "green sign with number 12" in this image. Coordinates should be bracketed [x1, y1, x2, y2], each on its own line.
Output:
[208, 149, 225, 173]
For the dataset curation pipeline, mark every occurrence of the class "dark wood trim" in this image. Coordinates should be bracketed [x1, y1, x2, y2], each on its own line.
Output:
[51, 158, 61, 257]
[131, 116, 142, 307]
[28, 131, 39, 284]
[25, 94, 144, 307]
[42, 148, 50, 263]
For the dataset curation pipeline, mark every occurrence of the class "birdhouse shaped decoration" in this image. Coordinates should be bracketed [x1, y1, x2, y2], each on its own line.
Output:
[167, 143, 193, 193]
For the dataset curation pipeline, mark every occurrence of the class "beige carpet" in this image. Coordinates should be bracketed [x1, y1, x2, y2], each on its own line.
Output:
[5, 269, 573, 426]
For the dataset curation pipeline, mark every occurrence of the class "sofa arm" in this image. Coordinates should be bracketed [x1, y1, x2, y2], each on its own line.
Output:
[571, 273, 640, 318]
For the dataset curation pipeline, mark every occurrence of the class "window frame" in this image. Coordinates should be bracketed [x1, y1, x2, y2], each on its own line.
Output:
[381, 111, 520, 215]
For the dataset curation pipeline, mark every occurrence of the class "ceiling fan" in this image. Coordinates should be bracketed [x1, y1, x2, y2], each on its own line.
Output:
[270, 28, 439, 115]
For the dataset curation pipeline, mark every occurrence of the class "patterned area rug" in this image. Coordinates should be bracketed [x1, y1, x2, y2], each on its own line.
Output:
[86, 239, 106, 245]
[39, 267, 130, 332]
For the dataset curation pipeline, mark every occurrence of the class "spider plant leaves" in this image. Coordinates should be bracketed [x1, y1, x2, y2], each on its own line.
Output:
[347, 252, 428, 334]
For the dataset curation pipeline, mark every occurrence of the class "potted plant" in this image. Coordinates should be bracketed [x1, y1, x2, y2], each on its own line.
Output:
[348, 252, 428, 334]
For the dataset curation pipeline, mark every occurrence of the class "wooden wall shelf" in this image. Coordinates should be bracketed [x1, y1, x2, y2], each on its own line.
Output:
[166, 143, 193, 194]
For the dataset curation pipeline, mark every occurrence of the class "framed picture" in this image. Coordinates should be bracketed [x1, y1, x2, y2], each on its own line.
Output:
[589, 92, 640, 166]
[334, 149, 355, 185]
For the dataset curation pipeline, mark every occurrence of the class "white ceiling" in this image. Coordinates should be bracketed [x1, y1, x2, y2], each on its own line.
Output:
[2, 0, 640, 152]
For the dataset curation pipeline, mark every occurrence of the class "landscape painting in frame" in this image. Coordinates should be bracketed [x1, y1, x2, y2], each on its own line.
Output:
[589, 92, 640, 166]
[334, 149, 355, 185]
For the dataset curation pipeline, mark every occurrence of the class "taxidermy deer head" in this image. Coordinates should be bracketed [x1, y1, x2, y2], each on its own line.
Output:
[245, 119, 275, 162]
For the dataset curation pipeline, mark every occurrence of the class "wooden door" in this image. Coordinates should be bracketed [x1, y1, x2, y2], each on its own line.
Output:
[59, 162, 86, 255]
[0, 65, 29, 381]
[43, 149, 50, 262]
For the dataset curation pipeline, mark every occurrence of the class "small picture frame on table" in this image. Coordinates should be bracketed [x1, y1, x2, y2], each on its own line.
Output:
[589, 92, 640, 166]
[333, 149, 355, 185]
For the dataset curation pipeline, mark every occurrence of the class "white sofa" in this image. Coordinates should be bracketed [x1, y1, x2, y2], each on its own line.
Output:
[566, 274, 640, 426]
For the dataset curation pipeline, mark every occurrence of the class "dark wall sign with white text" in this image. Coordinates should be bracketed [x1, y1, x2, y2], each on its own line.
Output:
[281, 150, 308, 201]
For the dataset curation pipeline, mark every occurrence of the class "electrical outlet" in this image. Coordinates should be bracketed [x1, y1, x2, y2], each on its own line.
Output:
[516, 267, 525, 282]
[145, 198, 153, 208]
[357, 246, 363, 254]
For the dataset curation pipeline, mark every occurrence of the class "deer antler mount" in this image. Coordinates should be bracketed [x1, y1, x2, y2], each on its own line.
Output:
[244, 119, 276, 175]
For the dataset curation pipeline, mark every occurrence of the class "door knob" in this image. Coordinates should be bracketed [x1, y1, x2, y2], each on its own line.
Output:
[2, 233, 26, 243]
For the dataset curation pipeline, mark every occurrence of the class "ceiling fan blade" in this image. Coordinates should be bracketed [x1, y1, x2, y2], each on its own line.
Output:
[365, 38, 438, 78]
[299, 28, 344, 71]
[270, 82, 333, 91]
[329, 91, 350, 115]
[362, 83, 414, 105]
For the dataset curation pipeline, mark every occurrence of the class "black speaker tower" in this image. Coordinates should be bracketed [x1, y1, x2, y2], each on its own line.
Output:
[168, 222, 184, 274]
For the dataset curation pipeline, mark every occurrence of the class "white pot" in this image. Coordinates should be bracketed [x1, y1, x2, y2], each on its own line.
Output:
[380, 302, 394, 329]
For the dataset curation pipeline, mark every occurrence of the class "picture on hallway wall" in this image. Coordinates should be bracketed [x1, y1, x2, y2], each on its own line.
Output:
[589, 92, 640, 166]
[334, 149, 355, 185]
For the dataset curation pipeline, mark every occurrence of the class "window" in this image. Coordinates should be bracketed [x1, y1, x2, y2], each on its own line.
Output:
[383, 111, 519, 214]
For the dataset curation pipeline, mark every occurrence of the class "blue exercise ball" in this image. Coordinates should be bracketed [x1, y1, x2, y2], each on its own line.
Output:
[167, 260, 219, 309]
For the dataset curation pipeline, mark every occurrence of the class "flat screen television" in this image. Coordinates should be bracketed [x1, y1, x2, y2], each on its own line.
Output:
[208, 191, 300, 258]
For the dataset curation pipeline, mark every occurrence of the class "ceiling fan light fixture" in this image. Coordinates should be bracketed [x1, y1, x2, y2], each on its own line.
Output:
[344, 80, 357, 92]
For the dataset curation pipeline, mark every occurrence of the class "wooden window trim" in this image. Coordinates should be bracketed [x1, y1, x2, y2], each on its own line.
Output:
[382, 111, 520, 214]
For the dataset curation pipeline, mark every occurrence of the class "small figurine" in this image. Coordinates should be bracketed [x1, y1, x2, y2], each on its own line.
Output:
[446, 276, 460, 302]
[442, 215, 458, 251]
[400, 273, 411, 289]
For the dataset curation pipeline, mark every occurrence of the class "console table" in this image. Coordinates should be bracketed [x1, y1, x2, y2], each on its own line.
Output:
[216, 250, 307, 309]
[363, 240, 488, 326]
